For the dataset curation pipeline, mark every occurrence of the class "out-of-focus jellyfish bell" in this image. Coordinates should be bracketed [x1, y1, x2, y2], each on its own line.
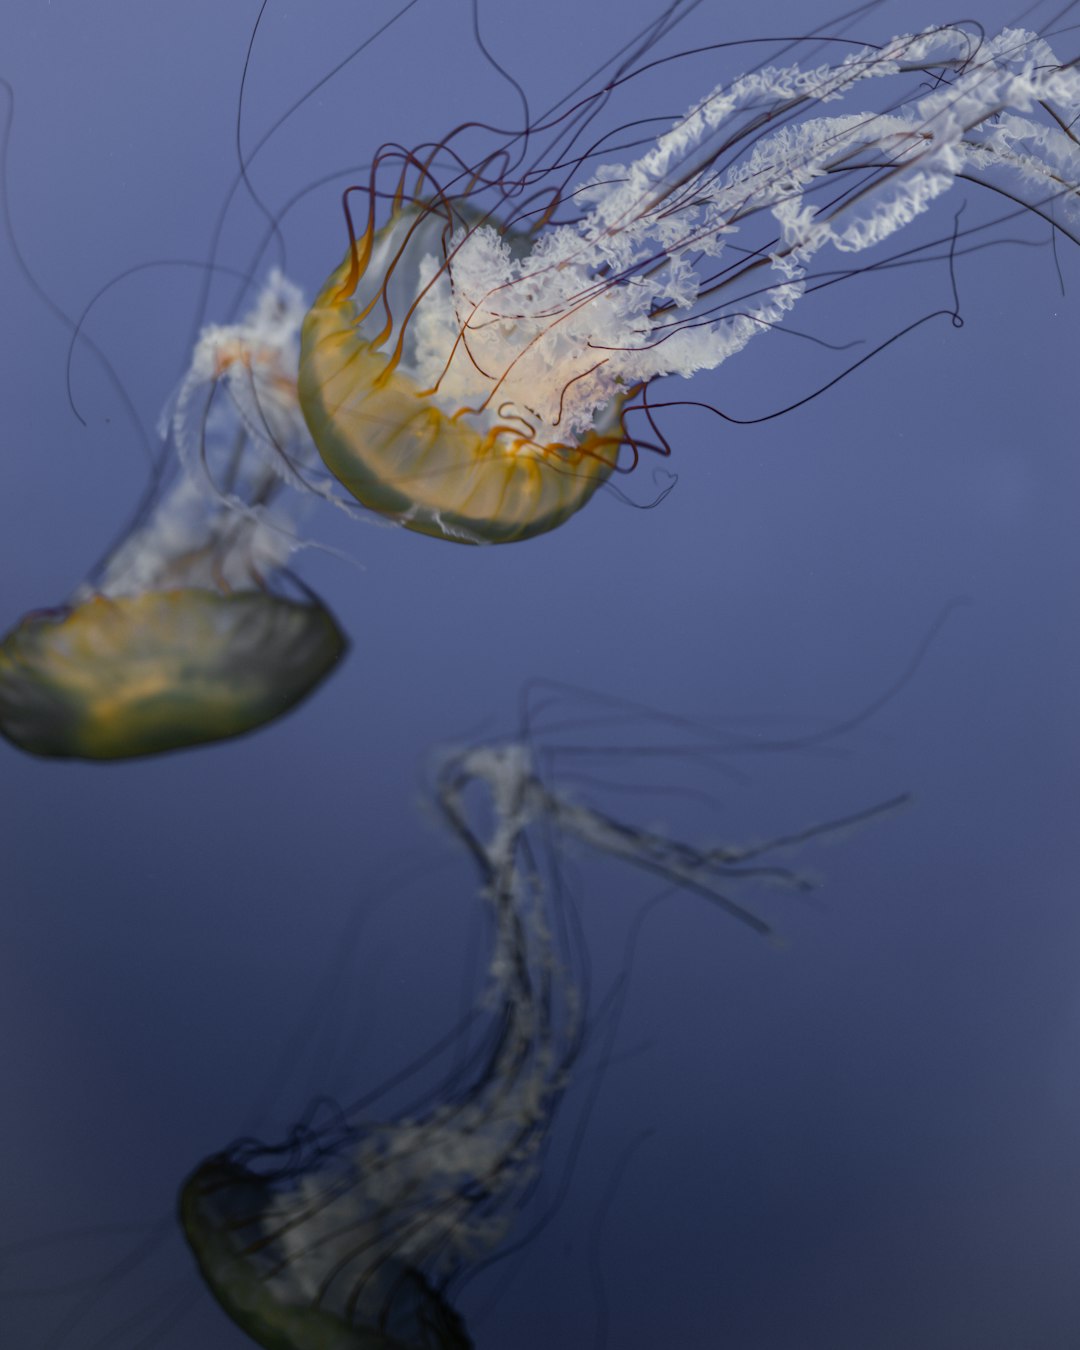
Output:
[299, 26, 1080, 544]
[0, 274, 346, 760]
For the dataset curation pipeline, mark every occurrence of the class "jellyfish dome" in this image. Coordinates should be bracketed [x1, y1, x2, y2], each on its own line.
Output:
[298, 25, 1080, 544]
[0, 274, 347, 760]
[299, 207, 624, 545]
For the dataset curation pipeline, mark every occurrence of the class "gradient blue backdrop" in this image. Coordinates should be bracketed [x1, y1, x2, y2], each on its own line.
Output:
[1, 1, 1079, 1346]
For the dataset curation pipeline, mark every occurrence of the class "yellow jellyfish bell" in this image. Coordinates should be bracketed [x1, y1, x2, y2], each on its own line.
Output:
[0, 273, 346, 760]
[0, 590, 343, 761]
[299, 205, 624, 545]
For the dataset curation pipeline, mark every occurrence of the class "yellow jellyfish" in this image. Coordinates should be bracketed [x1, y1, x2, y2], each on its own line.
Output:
[0, 274, 347, 760]
[298, 25, 1080, 544]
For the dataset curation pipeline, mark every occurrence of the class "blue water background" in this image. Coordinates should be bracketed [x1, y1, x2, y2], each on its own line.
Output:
[1, 1, 1078, 1346]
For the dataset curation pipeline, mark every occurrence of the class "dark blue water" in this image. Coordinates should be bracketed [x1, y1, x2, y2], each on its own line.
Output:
[1, 2, 1078, 1346]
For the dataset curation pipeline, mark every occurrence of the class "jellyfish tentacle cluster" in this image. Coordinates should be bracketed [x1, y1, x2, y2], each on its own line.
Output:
[297, 25, 1080, 543]
[0, 273, 346, 760]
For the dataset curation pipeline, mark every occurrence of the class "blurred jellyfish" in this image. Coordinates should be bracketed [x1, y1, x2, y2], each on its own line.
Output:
[0, 666, 908, 1347]
[180, 720, 902, 1348]
[296, 23, 1080, 542]
[0, 273, 346, 760]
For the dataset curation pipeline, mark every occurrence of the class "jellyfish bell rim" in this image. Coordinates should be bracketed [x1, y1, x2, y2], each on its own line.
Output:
[0, 586, 348, 761]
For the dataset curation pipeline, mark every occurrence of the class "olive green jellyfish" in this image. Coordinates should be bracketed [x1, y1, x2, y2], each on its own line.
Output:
[0, 691, 905, 1345]
[180, 744, 585, 1350]
[179, 727, 903, 1348]
[299, 25, 1080, 544]
[0, 273, 346, 760]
